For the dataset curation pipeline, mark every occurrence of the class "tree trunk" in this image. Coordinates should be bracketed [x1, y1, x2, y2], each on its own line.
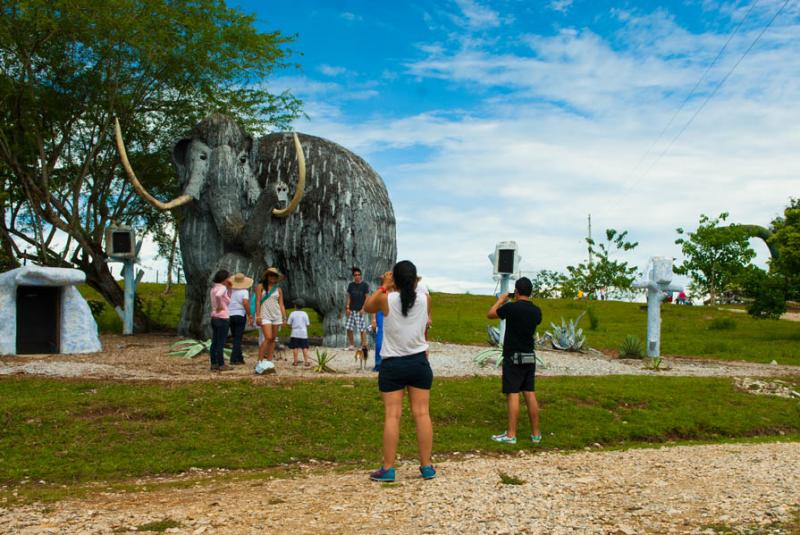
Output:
[84, 258, 151, 332]
[163, 226, 178, 295]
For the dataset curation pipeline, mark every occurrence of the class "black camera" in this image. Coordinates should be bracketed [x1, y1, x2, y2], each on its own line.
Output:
[507, 292, 515, 300]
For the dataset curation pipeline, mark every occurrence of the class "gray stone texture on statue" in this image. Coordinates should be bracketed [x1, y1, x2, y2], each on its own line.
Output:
[0, 265, 102, 355]
[169, 114, 396, 346]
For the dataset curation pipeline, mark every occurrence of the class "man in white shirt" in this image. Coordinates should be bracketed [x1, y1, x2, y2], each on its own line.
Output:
[287, 300, 311, 367]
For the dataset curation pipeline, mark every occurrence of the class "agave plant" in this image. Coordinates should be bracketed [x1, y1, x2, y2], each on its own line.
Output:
[474, 346, 545, 368]
[474, 347, 504, 368]
[644, 356, 665, 371]
[544, 311, 586, 352]
[168, 339, 232, 360]
[312, 349, 337, 373]
[487, 326, 501, 346]
[618, 335, 643, 358]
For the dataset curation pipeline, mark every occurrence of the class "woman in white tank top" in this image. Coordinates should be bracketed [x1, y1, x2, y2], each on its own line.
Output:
[363, 260, 436, 482]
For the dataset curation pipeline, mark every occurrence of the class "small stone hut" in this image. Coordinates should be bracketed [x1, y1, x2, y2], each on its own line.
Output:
[0, 265, 102, 355]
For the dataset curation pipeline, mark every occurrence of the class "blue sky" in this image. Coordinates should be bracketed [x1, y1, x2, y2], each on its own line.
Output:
[142, 0, 800, 293]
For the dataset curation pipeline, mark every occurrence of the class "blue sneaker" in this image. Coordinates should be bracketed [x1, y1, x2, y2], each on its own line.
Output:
[369, 466, 395, 482]
[491, 432, 517, 444]
[419, 465, 437, 480]
[531, 434, 542, 444]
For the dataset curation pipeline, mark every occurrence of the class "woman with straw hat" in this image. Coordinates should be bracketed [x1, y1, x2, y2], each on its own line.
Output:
[255, 267, 287, 365]
[228, 272, 254, 365]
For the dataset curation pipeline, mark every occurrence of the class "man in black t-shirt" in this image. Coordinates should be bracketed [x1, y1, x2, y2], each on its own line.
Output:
[487, 277, 543, 445]
[345, 267, 370, 350]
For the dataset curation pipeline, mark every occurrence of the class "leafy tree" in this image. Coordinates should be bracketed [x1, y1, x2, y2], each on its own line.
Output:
[565, 229, 639, 297]
[674, 213, 756, 305]
[738, 267, 787, 319]
[529, 269, 563, 299]
[0, 0, 301, 330]
[767, 198, 800, 301]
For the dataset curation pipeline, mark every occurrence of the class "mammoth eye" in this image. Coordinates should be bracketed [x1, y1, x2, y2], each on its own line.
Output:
[239, 156, 247, 164]
[199, 153, 208, 161]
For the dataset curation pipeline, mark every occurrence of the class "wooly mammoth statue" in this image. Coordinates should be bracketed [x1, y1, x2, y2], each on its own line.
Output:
[115, 114, 397, 346]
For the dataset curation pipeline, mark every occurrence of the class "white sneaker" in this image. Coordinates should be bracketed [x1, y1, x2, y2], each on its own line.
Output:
[491, 432, 517, 444]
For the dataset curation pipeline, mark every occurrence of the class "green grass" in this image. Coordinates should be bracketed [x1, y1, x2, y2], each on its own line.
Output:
[136, 519, 181, 532]
[498, 472, 526, 485]
[1, 375, 798, 496]
[79, 284, 800, 364]
[430, 293, 800, 365]
[703, 507, 800, 534]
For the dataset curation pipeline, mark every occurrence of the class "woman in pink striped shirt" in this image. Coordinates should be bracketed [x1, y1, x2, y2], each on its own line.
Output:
[209, 269, 233, 372]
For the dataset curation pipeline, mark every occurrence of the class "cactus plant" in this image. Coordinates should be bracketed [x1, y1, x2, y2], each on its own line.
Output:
[544, 311, 586, 352]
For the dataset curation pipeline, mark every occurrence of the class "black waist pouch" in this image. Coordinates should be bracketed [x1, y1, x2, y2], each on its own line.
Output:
[509, 352, 536, 365]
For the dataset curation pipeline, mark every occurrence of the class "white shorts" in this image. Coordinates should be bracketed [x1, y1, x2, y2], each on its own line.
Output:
[259, 318, 283, 326]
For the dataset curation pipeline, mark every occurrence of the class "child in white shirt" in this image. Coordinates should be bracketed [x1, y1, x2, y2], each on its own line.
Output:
[287, 301, 311, 367]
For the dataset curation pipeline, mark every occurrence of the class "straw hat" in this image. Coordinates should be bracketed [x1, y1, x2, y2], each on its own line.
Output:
[262, 266, 285, 282]
[231, 272, 253, 289]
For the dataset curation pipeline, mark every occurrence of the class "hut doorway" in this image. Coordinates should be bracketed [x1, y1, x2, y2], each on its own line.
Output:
[16, 285, 61, 354]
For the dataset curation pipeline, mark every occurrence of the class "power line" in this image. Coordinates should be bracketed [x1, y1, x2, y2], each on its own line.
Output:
[625, 0, 761, 184]
[624, 0, 792, 194]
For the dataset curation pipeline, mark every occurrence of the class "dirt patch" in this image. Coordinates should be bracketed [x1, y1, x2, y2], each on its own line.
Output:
[1, 334, 798, 383]
[77, 404, 169, 421]
[0, 442, 797, 534]
[734, 377, 800, 399]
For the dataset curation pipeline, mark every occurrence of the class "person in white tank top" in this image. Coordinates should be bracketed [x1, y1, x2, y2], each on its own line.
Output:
[363, 260, 436, 482]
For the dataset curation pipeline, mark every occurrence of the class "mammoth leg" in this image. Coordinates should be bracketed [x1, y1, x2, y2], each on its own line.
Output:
[192, 253, 260, 340]
[177, 212, 223, 338]
[321, 309, 348, 348]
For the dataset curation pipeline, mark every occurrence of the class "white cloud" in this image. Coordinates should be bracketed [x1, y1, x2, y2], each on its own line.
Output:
[288, 12, 799, 292]
[136, 5, 796, 296]
[548, 0, 574, 13]
[453, 0, 501, 29]
[318, 64, 348, 77]
[340, 12, 363, 22]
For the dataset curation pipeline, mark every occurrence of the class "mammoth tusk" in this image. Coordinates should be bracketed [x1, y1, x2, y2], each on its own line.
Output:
[272, 132, 306, 217]
[114, 118, 193, 211]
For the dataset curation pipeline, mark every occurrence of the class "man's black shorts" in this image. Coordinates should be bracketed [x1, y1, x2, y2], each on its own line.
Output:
[502, 359, 536, 393]
[288, 337, 309, 349]
[378, 352, 433, 392]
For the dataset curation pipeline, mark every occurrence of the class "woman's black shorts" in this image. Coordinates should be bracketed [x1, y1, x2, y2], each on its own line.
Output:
[502, 360, 536, 393]
[378, 352, 433, 392]
[288, 337, 309, 349]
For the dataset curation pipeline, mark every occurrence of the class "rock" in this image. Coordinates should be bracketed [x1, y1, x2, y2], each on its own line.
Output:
[770, 360, 778, 365]
[0, 266, 102, 356]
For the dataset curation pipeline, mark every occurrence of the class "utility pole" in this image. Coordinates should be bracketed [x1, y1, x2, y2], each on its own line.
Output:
[587, 213, 593, 266]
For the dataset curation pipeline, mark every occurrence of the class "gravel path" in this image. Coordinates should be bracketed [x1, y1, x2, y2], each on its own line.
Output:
[1, 442, 797, 534]
[1, 336, 798, 382]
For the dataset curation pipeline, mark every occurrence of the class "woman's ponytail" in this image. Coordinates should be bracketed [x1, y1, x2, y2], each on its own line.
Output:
[393, 260, 418, 316]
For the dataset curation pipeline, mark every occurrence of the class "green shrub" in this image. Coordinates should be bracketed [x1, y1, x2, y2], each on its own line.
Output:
[708, 318, 737, 330]
[619, 335, 643, 358]
[747, 274, 787, 320]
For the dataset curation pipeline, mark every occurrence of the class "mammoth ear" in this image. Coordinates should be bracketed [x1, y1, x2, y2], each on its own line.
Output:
[172, 139, 192, 184]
